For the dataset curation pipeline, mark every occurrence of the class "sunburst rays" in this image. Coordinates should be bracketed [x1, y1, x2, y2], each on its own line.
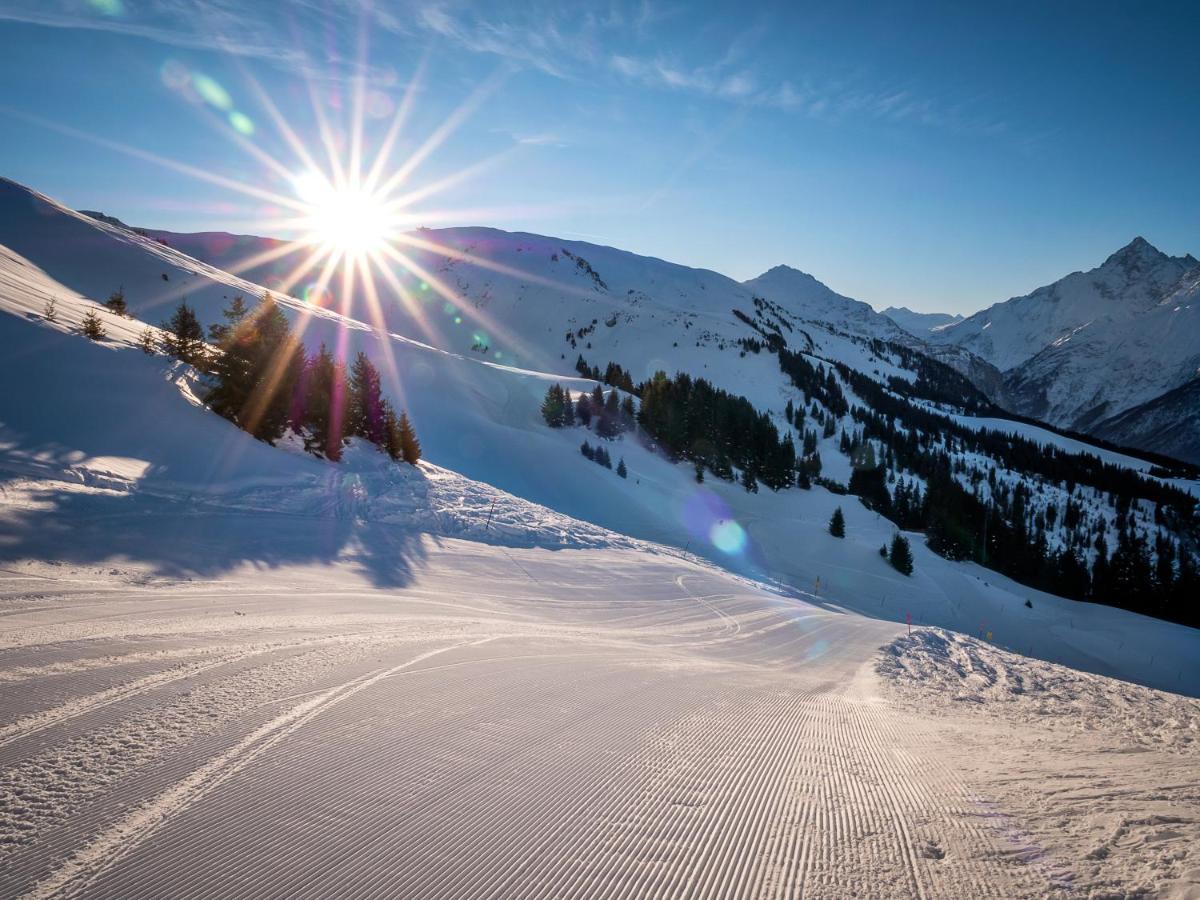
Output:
[11, 14, 598, 435]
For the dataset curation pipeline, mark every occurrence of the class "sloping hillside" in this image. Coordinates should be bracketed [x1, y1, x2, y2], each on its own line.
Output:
[1, 181, 1197, 690]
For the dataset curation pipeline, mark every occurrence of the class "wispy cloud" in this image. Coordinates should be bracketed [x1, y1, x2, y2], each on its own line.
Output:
[410, 2, 1006, 137]
[0, 0, 306, 61]
[1, 0, 1007, 137]
[490, 127, 570, 148]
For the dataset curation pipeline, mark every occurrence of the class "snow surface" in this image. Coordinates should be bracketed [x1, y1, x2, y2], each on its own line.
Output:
[879, 628, 1200, 897]
[2, 180, 1200, 898]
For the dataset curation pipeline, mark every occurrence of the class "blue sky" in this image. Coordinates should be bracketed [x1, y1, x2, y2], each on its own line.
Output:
[0, 0, 1197, 313]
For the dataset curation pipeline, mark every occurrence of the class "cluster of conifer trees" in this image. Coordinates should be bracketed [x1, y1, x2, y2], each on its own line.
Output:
[570, 341, 1195, 623]
[635, 371, 797, 492]
[151, 293, 420, 465]
[580, 440, 627, 477]
[541, 383, 636, 439]
[774, 340, 1197, 624]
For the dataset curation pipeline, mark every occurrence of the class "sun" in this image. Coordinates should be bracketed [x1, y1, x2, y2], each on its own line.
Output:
[293, 172, 396, 256]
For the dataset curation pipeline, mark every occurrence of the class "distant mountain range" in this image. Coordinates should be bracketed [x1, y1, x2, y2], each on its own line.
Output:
[926, 236, 1200, 463]
[65, 189, 1200, 465]
[881, 307, 963, 334]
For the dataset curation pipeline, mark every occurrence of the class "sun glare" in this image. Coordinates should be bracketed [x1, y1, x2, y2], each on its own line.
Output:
[293, 173, 394, 255]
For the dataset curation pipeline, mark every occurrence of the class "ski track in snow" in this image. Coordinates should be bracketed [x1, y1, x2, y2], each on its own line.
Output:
[3, 542, 1193, 898]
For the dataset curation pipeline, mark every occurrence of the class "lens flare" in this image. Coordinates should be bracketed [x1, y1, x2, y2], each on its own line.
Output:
[681, 489, 748, 556]
[709, 519, 748, 555]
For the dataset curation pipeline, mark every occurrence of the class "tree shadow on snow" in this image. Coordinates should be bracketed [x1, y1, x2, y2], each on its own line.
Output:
[0, 481, 428, 589]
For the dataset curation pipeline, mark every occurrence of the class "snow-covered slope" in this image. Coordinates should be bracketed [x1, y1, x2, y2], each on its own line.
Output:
[1, 180, 1196, 696]
[929, 237, 1200, 454]
[743, 265, 915, 344]
[1090, 376, 1200, 471]
[882, 306, 963, 335]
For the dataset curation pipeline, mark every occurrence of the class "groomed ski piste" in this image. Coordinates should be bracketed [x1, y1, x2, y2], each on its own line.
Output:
[1, 183, 1198, 898]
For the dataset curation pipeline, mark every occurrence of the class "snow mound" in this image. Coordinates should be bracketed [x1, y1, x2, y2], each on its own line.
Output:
[877, 628, 1200, 756]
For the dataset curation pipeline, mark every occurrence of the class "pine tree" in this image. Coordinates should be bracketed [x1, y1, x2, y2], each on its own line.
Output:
[382, 407, 402, 461]
[575, 392, 593, 427]
[581, 440, 594, 460]
[347, 352, 387, 447]
[80, 308, 106, 340]
[300, 344, 345, 460]
[42, 298, 58, 323]
[104, 287, 127, 317]
[138, 327, 156, 354]
[620, 394, 636, 430]
[160, 300, 206, 366]
[694, 460, 705, 483]
[208, 295, 249, 345]
[889, 533, 914, 575]
[541, 384, 567, 427]
[617, 457, 627, 478]
[397, 411, 421, 464]
[207, 293, 302, 443]
[829, 506, 846, 538]
[741, 467, 758, 493]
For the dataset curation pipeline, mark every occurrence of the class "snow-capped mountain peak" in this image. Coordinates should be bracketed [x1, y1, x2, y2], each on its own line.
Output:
[742, 264, 910, 343]
[927, 235, 1200, 458]
[1102, 235, 1169, 274]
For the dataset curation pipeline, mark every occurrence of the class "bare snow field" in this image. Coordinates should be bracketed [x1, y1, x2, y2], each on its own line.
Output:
[880, 630, 1200, 898]
[0, 493, 1196, 899]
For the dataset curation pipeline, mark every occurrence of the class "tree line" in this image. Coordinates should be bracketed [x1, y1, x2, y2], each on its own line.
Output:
[148, 293, 421, 465]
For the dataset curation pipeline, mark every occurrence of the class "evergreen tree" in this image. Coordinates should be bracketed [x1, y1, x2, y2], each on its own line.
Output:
[620, 394, 636, 431]
[741, 467, 758, 493]
[889, 533, 914, 575]
[829, 506, 846, 538]
[80, 309, 105, 340]
[382, 407, 403, 461]
[581, 440, 594, 460]
[397, 411, 421, 464]
[208, 295, 249, 345]
[160, 300, 206, 366]
[104, 287, 127, 317]
[617, 457, 627, 478]
[42, 298, 58, 323]
[301, 344, 345, 460]
[694, 460, 705, 483]
[541, 384, 568, 427]
[137, 327, 156, 354]
[347, 352, 387, 447]
[206, 293, 301, 443]
[575, 392, 593, 427]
